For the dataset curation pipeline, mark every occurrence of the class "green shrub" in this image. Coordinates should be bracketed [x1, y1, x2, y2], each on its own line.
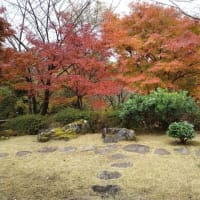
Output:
[0, 95, 18, 119]
[167, 121, 196, 144]
[53, 108, 122, 132]
[53, 108, 90, 125]
[4, 115, 48, 135]
[88, 110, 122, 132]
[120, 88, 199, 129]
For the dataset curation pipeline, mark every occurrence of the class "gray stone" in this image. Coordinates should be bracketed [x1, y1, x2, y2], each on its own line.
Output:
[98, 171, 122, 180]
[102, 128, 136, 143]
[92, 185, 120, 196]
[110, 153, 128, 160]
[60, 146, 77, 153]
[174, 147, 190, 155]
[123, 144, 150, 154]
[80, 145, 96, 152]
[154, 148, 170, 155]
[63, 119, 89, 134]
[111, 162, 133, 168]
[37, 119, 89, 143]
[95, 144, 119, 155]
[0, 153, 9, 158]
[16, 151, 32, 157]
[38, 146, 57, 153]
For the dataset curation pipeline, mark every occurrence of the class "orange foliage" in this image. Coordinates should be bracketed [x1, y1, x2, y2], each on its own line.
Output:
[102, 3, 200, 97]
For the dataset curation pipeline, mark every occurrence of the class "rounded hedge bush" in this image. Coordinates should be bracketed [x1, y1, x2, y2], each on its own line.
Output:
[120, 88, 199, 129]
[167, 121, 196, 144]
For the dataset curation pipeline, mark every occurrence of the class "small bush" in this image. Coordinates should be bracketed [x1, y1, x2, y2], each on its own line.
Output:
[120, 88, 199, 129]
[4, 115, 48, 135]
[167, 121, 196, 144]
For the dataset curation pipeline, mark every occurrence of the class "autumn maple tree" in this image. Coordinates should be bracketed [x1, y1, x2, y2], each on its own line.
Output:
[102, 3, 200, 97]
[2, 13, 117, 114]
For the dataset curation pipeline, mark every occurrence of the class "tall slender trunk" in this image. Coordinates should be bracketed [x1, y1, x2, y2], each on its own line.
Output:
[32, 96, 37, 114]
[77, 96, 83, 109]
[41, 89, 50, 115]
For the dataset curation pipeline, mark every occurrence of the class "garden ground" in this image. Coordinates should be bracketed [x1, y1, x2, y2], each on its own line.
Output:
[1, 133, 200, 200]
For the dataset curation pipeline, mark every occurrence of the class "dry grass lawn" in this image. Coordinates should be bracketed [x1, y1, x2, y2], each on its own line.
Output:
[1, 133, 200, 200]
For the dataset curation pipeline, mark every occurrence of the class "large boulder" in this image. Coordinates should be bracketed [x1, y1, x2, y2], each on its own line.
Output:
[102, 128, 136, 143]
[37, 119, 89, 142]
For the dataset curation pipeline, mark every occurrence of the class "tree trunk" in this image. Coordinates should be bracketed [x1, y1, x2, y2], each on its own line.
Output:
[77, 96, 83, 109]
[32, 96, 37, 114]
[41, 89, 50, 115]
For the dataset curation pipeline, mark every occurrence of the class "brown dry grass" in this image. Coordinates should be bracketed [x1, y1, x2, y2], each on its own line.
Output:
[0, 133, 200, 200]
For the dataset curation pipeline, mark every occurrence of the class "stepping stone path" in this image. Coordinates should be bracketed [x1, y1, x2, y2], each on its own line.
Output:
[60, 146, 77, 153]
[174, 147, 190, 155]
[111, 162, 133, 168]
[123, 144, 150, 154]
[0, 152, 9, 158]
[16, 151, 32, 157]
[154, 148, 170, 155]
[80, 145, 96, 152]
[110, 153, 128, 160]
[92, 185, 120, 196]
[38, 146, 57, 153]
[95, 144, 119, 155]
[98, 171, 122, 180]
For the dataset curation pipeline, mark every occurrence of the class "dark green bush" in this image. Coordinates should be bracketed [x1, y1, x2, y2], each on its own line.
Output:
[4, 115, 48, 135]
[0, 95, 18, 120]
[120, 88, 199, 129]
[53, 108, 90, 125]
[53, 108, 121, 132]
[88, 110, 122, 132]
[167, 121, 196, 144]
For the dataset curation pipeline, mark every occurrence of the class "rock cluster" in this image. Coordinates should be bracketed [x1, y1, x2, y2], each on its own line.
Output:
[37, 119, 89, 142]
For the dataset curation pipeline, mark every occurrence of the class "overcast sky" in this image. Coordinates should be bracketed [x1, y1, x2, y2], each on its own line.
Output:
[103, 0, 200, 17]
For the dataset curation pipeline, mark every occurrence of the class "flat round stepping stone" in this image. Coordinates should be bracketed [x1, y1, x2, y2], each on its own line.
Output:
[0, 153, 9, 158]
[98, 171, 122, 180]
[80, 145, 96, 152]
[110, 153, 128, 160]
[174, 147, 190, 155]
[92, 185, 120, 196]
[123, 144, 150, 154]
[38, 146, 57, 153]
[196, 149, 200, 156]
[16, 151, 32, 157]
[95, 145, 119, 155]
[111, 162, 133, 168]
[154, 148, 170, 155]
[60, 146, 77, 153]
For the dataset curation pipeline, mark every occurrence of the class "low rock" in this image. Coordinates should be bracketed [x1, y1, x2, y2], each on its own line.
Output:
[92, 185, 120, 196]
[154, 148, 170, 155]
[98, 171, 122, 180]
[38, 146, 57, 153]
[102, 128, 136, 143]
[123, 144, 150, 154]
[60, 146, 77, 153]
[63, 119, 89, 134]
[16, 151, 32, 157]
[110, 153, 128, 160]
[37, 119, 89, 142]
[174, 147, 190, 155]
[111, 162, 133, 168]
[0, 153, 9, 158]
